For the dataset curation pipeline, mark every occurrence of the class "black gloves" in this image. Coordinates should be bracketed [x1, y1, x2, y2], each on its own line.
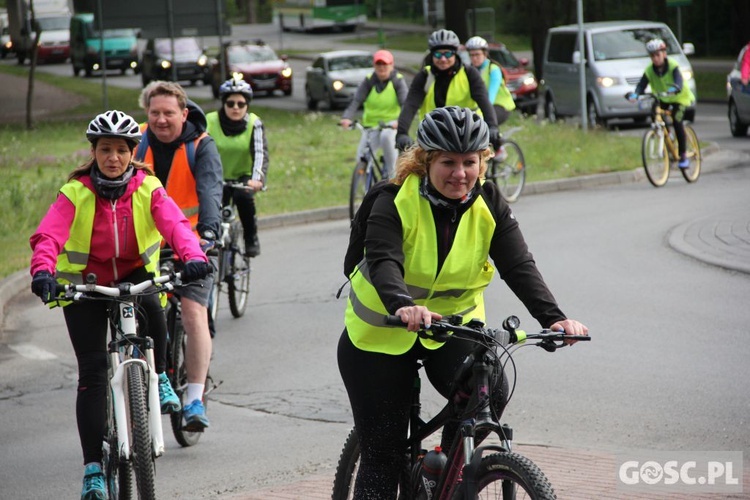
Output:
[181, 260, 212, 283]
[488, 126, 501, 150]
[395, 133, 414, 152]
[31, 271, 57, 303]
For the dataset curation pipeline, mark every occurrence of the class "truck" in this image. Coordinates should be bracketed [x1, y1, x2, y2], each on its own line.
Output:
[5, 0, 72, 64]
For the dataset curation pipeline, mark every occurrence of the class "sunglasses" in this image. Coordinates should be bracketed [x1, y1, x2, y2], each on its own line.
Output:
[225, 100, 248, 109]
[432, 50, 455, 59]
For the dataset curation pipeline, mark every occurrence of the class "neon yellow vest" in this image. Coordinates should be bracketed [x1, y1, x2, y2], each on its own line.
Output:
[645, 58, 695, 106]
[56, 175, 163, 284]
[482, 62, 516, 111]
[419, 65, 480, 120]
[206, 111, 259, 180]
[362, 73, 402, 127]
[344, 174, 496, 354]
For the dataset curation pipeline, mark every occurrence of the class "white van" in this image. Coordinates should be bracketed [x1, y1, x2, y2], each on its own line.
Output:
[541, 20, 697, 126]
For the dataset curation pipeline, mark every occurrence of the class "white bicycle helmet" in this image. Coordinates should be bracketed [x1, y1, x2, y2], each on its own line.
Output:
[416, 106, 489, 153]
[86, 110, 142, 144]
[428, 29, 460, 50]
[645, 38, 667, 54]
[465, 36, 489, 51]
[219, 76, 253, 102]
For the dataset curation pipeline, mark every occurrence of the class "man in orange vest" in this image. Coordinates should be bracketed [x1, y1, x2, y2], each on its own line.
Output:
[137, 81, 223, 431]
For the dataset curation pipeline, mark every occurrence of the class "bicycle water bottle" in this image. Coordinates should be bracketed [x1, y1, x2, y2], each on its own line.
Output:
[416, 446, 447, 500]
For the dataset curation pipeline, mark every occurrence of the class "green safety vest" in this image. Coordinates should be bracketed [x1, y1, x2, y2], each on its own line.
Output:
[205, 111, 259, 180]
[645, 58, 695, 106]
[56, 175, 163, 285]
[481, 62, 515, 111]
[419, 65, 480, 120]
[344, 174, 496, 354]
[362, 73, 402, 127]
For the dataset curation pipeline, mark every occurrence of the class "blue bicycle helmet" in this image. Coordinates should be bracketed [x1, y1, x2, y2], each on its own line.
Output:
[219, 76, 253, 102]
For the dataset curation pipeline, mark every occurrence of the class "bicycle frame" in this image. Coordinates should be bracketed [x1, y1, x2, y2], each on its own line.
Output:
[651, 106, 679, 161]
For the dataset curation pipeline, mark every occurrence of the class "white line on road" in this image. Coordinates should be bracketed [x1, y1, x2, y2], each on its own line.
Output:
[9, 343, 58, 360]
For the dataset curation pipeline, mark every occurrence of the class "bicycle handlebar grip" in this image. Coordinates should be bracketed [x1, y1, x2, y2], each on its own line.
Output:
[384, 315, 407, 327]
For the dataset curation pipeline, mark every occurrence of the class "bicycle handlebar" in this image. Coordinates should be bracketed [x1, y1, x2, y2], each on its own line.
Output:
[341, 120, 394, 132]
[49, 273, 184, 303]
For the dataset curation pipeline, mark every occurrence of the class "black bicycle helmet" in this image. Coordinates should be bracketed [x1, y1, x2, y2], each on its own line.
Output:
[219, 76, 253, 102]
[416, 106, 489, 153]
[86, 110, 142, 144]
[428, 29, 460, 50]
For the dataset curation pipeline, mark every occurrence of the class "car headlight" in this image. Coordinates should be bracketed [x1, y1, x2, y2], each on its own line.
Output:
[332, 80, 344, 92]
[596, 76, 617, 88]
[520, 72, 536, 87]
[232, 71, 244, 80]
[198, 55, 207, 66]
[281, 67, 292, 78]
[681, 69, 693, 81]
[160, 60, 171, 69]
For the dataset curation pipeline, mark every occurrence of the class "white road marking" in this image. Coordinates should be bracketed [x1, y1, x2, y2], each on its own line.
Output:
[9, 343, 58, 360]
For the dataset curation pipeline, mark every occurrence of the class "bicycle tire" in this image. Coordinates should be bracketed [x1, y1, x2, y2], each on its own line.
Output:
[488, 140, 526, 203]
[104, 383, 132, 500]
[680, 125, 701, 183]
[450, 452, 556, 500]
[641, 129, 670, 187]
[349, 161, 367, 221]
[208, 267, 221, 323]
[126, 363, 156, 500]
[227, 220, 251, 318]
[167, 304, 203, 447]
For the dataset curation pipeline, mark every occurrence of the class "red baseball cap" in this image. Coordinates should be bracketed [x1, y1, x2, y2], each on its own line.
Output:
[373, 49, 394, 65]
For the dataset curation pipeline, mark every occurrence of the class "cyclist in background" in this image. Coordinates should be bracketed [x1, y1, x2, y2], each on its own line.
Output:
[395, 29, 499, 152]
[741, 40, 750, 86]
[206, 77, 268, 257]
[626, 38, 695, 168]
[136, 81, 222, 431]
[338, 106, 588, 499]
[340, 49, 408, 180]
[29, 110, 210, 500]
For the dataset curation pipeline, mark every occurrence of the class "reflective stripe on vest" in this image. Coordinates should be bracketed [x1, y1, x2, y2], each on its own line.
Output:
[362, 74, 402, 127]
[645, 58, 695, 106]
[205, 111, 258, 180]
[136, 124, 204, 234]
[56, 175, 163, 284]
[482, 62, 516, 111]
[344, 174, 496, 354]
[419, 66, 480, 120]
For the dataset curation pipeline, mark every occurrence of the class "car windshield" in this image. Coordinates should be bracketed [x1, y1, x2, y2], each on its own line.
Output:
[155, 38, 201, 56]
[37, 16, 70, 31]
[489, 47, 520, 68]
[328, 55, 371, 71]
[87, 26, 137, 39]
[591, 28, 680, 61]
[227, 45, 278, 64]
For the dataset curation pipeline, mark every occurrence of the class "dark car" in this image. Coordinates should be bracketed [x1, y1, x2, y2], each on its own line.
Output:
[305, 50, 372, 110]
[140, 37, 210, 87]
[210, 40, 292, 98]
[459, 42, 539, 115]
[727, 45, 750, 137]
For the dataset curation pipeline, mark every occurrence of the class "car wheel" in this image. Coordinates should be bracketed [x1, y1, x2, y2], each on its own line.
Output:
[84, 66, 92, 77]
[587, 98, 606, 128]
[283, 87, 292, 96]
[325, 91, 335, 111]
[72, 64, 81, 77]
[544, 94, 558, 122]
[729, 100, 749, 137]
[211, 80, 220, 99]
[305, 86, 318, 111]
[142, 72, 151, 86]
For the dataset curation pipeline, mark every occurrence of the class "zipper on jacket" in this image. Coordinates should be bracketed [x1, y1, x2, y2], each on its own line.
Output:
[111, 200, 119, 281]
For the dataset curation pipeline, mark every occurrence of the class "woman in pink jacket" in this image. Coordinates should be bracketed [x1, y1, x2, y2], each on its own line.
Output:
[29, 110, 211, 500]
[741, 42, 750, 86]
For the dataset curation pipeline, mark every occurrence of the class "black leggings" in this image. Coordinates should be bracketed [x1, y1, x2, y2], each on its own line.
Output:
[63, 267, 168, 465]
[337, 330, 507, 500]
[223, 179, 257, 245]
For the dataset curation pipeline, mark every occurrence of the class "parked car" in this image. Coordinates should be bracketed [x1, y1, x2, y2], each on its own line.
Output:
[305, 49, 372, 110]
[458, 41, 539, 115]
[727, 44, 750, 137]
[1, 25, 13, 59]
[70, 13, 138, 76]
[140, 37, 210, 86]
[210, 40, 292, 98]
[541, 20, 697, 127]
[34, 14, 71, 64]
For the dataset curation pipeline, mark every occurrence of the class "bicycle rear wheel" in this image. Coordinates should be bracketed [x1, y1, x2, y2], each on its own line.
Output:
[641, 129, 670, 187]
[488, 141, 526, 203]
[167, 304, 203, 447]
[680, 125, 701, 183]
[227, 220, 251, 318]
[451, 452, 556, 500]
[126, 363, 156, 500]
[349, 161, 368, 221]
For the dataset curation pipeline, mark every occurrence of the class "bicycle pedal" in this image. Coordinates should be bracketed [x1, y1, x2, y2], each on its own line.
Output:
[181, 422, 206, 433]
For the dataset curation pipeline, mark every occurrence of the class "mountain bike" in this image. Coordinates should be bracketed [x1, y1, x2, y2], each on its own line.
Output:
[51, 272, 186, 500]
[207, 181, 253, 320]
[485, 127, 526, 203]
[346, 121, 391, 221]
[332, 314, 590, 499]
[637, 93, 701, 187]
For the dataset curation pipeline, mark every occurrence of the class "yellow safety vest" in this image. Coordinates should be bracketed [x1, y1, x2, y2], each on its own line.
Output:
[344, 174, 496, 354]
[482, 62, 516, 111]
[362, 73, 402, 127]
[419, 65, 480, 120]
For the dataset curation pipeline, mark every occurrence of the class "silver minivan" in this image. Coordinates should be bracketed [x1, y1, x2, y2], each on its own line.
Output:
[541, 20, 697, 126]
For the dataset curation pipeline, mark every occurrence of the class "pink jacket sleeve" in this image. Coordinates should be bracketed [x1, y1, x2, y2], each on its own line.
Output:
[29, 193, 75, 276]
[151, 187, 208, 263]
[741, 44, 750, 82]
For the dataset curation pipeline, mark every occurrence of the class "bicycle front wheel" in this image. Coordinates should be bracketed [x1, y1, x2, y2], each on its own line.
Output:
[641, 129, 670, 187]
[349, 161, 368, 221]
[227, 220, 251, 318]
[104, 379, 132, 499]
[167, 305, 203, 447]
[452, 452, 556, 500]
[488, 141, 526, 203]
[127, 363, 156, 500]
[680, 125, 701, 183]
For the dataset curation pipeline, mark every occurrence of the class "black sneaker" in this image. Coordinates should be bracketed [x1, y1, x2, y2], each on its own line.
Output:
[244, 236, 260, 258]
